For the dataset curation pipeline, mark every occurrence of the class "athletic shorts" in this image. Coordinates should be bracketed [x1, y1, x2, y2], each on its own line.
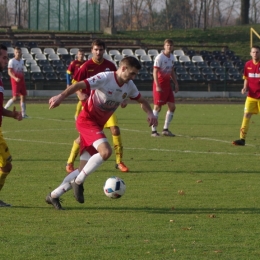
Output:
[0, 130, 12, 168]
[153, 84, 175, 105]
[244, 96, 260, 114]
[104, 114, 118, 128]
[76, 119, 106, 156]
[12, 81, 27, 97]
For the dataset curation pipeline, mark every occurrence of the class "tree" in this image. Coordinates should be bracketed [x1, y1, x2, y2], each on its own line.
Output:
[241, 0, 250, 24]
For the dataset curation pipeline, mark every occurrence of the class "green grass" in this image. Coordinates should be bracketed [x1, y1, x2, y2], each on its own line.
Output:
[1, 102, 260, 259]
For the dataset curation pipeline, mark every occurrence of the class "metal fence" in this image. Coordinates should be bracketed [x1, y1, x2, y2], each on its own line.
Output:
[28, 0, 100, 32]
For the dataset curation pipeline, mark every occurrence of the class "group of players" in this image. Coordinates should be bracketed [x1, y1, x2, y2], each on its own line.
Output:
[0, 39, 259, 209]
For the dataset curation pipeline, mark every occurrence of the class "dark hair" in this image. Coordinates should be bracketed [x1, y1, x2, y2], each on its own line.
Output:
[91, 39, 106, 50]
[0, 44, 7, 51]
[164, 39, 173, 45]
[120, 56, 141, 70]
[14, 46, 21, 51]
[78, 48, 84, 53]
[252, 45, 260, 51]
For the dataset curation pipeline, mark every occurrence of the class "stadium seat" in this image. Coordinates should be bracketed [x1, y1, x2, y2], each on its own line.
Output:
[135, 49, 146, 59]
[57, 48, 68, 55]
[22, 53, 33, 60]
[205, 74, 218, 81]
[179, 55, 191, 63]
[70, 48, 79, 56]
[15, 41, 25, 47]
[139, 73, 152, 81]
[48, 53, 60, 61]
[173, 61, 182, 69]
[228, 68, 241, 77]
[147, 49, 159, 60]
[2, 71, 9, 80]
[30, 47, 42, 56]
[187, 50, 196, 58]
[114, 54, 123, 64]
[222, 61, 234, 69]
[230, 55, 242, 64]
[44, 48, 55, 56]
[179, 74, 192, 81]
[225, 49, 235, 58]
[31, 72, 45, 81]
[24, 71, 30, 80]
[122, 49, 134, 57]
[140, 55, 152, 64]
[38, 59, 51, 68]
[60, 54, 72, 63]
[2, 41, 12, 47]
[215, 67, 226, 77]
[212, 50, 222, 57]
[183, 61, 195, 69]
[173, 50, 185, 58]
[45, 72, 58, 81]
[42, 65, 55, 74]
[234, 61, 244, 70]
[55, 65, 66, 74]
[199, 50, 209, 56]
[138, 67, 148, 74]
[201, 67, 214, 76]
[219, 74, 232, 81]
[108, 49, 121, 58]
[176, 67, 188, 76]
[8, 53, 14, 59]
[202, 54, 214, 64]
[30, 65, 41, 73]
[25, 59, 37, 68]
[196, 61, 208, 70]
[143, 60, 153, 70]
[210, 61, 222, 70]
[59, 72, 67, 81]
[21, 47, 29, 54]
[192, 55, 204, 63]
[103, 53, 113, 61]
[7, 47, 14, 54]
[188, 67, 201, 76]
[192, 74, 205, 82]
[232, 74, 243, 82]
[35, 53, 47, 61]
[52, 59, 64, 68]
[23, 65, 28, 72]
[27, 41, 38, 49]
[217, 55, 227, 64]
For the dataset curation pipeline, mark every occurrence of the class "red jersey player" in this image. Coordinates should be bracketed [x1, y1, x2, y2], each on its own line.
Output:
[45, 56, 158, 210]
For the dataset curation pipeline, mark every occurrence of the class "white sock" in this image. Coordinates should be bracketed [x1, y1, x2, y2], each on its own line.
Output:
[51, 182, 72, 198]
[75, 153, 104, 184]
[163, 111, 174, 130]
[151, 110, 159, 132]
[21, 102, 26, 116]
[4, 99, 14, 109]
[50, 169, 80, 198]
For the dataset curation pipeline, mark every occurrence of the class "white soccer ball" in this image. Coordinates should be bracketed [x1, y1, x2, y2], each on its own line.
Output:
[103, 176, 126, 199]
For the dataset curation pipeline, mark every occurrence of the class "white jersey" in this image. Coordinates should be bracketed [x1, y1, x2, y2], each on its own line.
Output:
[79, 71, 140, 127]
[153, 52, 175, 84]
[8, 58, 24, 79]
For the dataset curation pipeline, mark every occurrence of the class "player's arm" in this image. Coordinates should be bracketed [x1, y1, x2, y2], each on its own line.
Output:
[2, 106, 22, 121]
[66, 71, 72, 88]
[171, 67, 179, 93]
[8, 68, 20, 82]
[241, 77, 248, 94]
[136, 96, 158, 127]
[49, 81, 87, 109]
[153, 67, 162, 92]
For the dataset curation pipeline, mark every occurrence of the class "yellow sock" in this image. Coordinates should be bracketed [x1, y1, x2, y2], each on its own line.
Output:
[0, 171, 9, 191]
[112, 135, 123, 164]
[67, 141, 80, 165]
[75, 101, 83, 120]
[240, 116, 250, 140]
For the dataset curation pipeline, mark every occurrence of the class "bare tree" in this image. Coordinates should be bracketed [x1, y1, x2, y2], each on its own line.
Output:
[241, 0, 250, 24]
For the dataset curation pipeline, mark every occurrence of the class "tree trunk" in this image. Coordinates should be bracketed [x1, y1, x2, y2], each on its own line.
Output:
[241, 0, 250, 24]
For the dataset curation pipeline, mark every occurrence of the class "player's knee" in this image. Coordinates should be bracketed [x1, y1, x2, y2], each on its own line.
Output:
[1, 163, 12, 173]
[110, 126, 120, 136]
[99, 147, 112, 160]
[244, 113, 252, 118]
[75, 136, 81, 144]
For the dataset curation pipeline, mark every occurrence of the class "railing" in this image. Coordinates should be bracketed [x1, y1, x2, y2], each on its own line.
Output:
[250, 27, 260, 48]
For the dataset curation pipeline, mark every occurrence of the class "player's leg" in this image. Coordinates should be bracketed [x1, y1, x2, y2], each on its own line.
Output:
[151, 104, 161, 136]
[4, 96, 17, 109]
[0, 135, 13, 207]
[74, 100, 82, 121]
[233, 97, 257, 146]
[20, 83, 28, 118]
[66, 136, 80, 173]
[105, 114, 129, 172]
[162, 101, 176, 137]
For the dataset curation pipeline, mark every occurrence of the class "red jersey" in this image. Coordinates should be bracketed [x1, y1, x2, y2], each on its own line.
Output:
[244, 60, 260, 99]
[67, 60, 85, 79]
[0, 78, 4, 126]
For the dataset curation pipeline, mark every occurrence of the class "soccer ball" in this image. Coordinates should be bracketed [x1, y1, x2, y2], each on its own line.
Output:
[103, 176, 126, 199]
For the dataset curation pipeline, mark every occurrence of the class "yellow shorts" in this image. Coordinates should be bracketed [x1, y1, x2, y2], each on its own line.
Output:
[0, 130, 12, 168]
[244, 96, 260, 114]
[104, 114, 118, 128]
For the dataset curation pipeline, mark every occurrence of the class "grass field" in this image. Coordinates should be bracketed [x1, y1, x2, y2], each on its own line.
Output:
[1, 102, 260, 259]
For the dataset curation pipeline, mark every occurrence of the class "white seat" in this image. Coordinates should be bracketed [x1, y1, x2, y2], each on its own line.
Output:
[44, 48, 55, 56]
[22, 53, 33, 60]
[25, 59, 37, 68]
[70, 48, 79, 56]
[140, 55, 152, 63]
[7, 47, 14, 54]
[109, 50, 121, 57]
[35, 53, 47, 61]
[88, 53, 93, 60]
[179, 55, 191, 63]
[122, 49, 134, 57]
[135, 49, 146, 58]
[21, 47, 29, 54]
[192, 55, 204, 63]
[147, 49, 159, 60]
[57, 48, 69, 55]
[30, 47, 42, 55]
[23, 65, 28, 72]
[173, 50, 185, 57]
[30, 65, 41, 73]
[48, 53, 60, 61]
[114, 54, 123, 63]
[103, 53, 113, 61]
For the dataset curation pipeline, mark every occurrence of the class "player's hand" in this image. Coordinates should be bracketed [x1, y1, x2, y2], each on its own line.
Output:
[174, 84, 179, 93]
[77, 92, 88, 101]
[49, 94, 64, 109]
[241, 87, 247, 94]
[147, 113, 158, 127]
[12, 106, 22, 121]
[156, 85, 163, 92]
[121, 99, 128, 108]
[15, 77, 20, 82]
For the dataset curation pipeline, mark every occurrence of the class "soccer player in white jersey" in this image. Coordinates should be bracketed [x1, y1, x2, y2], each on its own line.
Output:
[151, 39, 179, 137]
[5, 47, 28, 118]
[45, 56, 158, 210]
